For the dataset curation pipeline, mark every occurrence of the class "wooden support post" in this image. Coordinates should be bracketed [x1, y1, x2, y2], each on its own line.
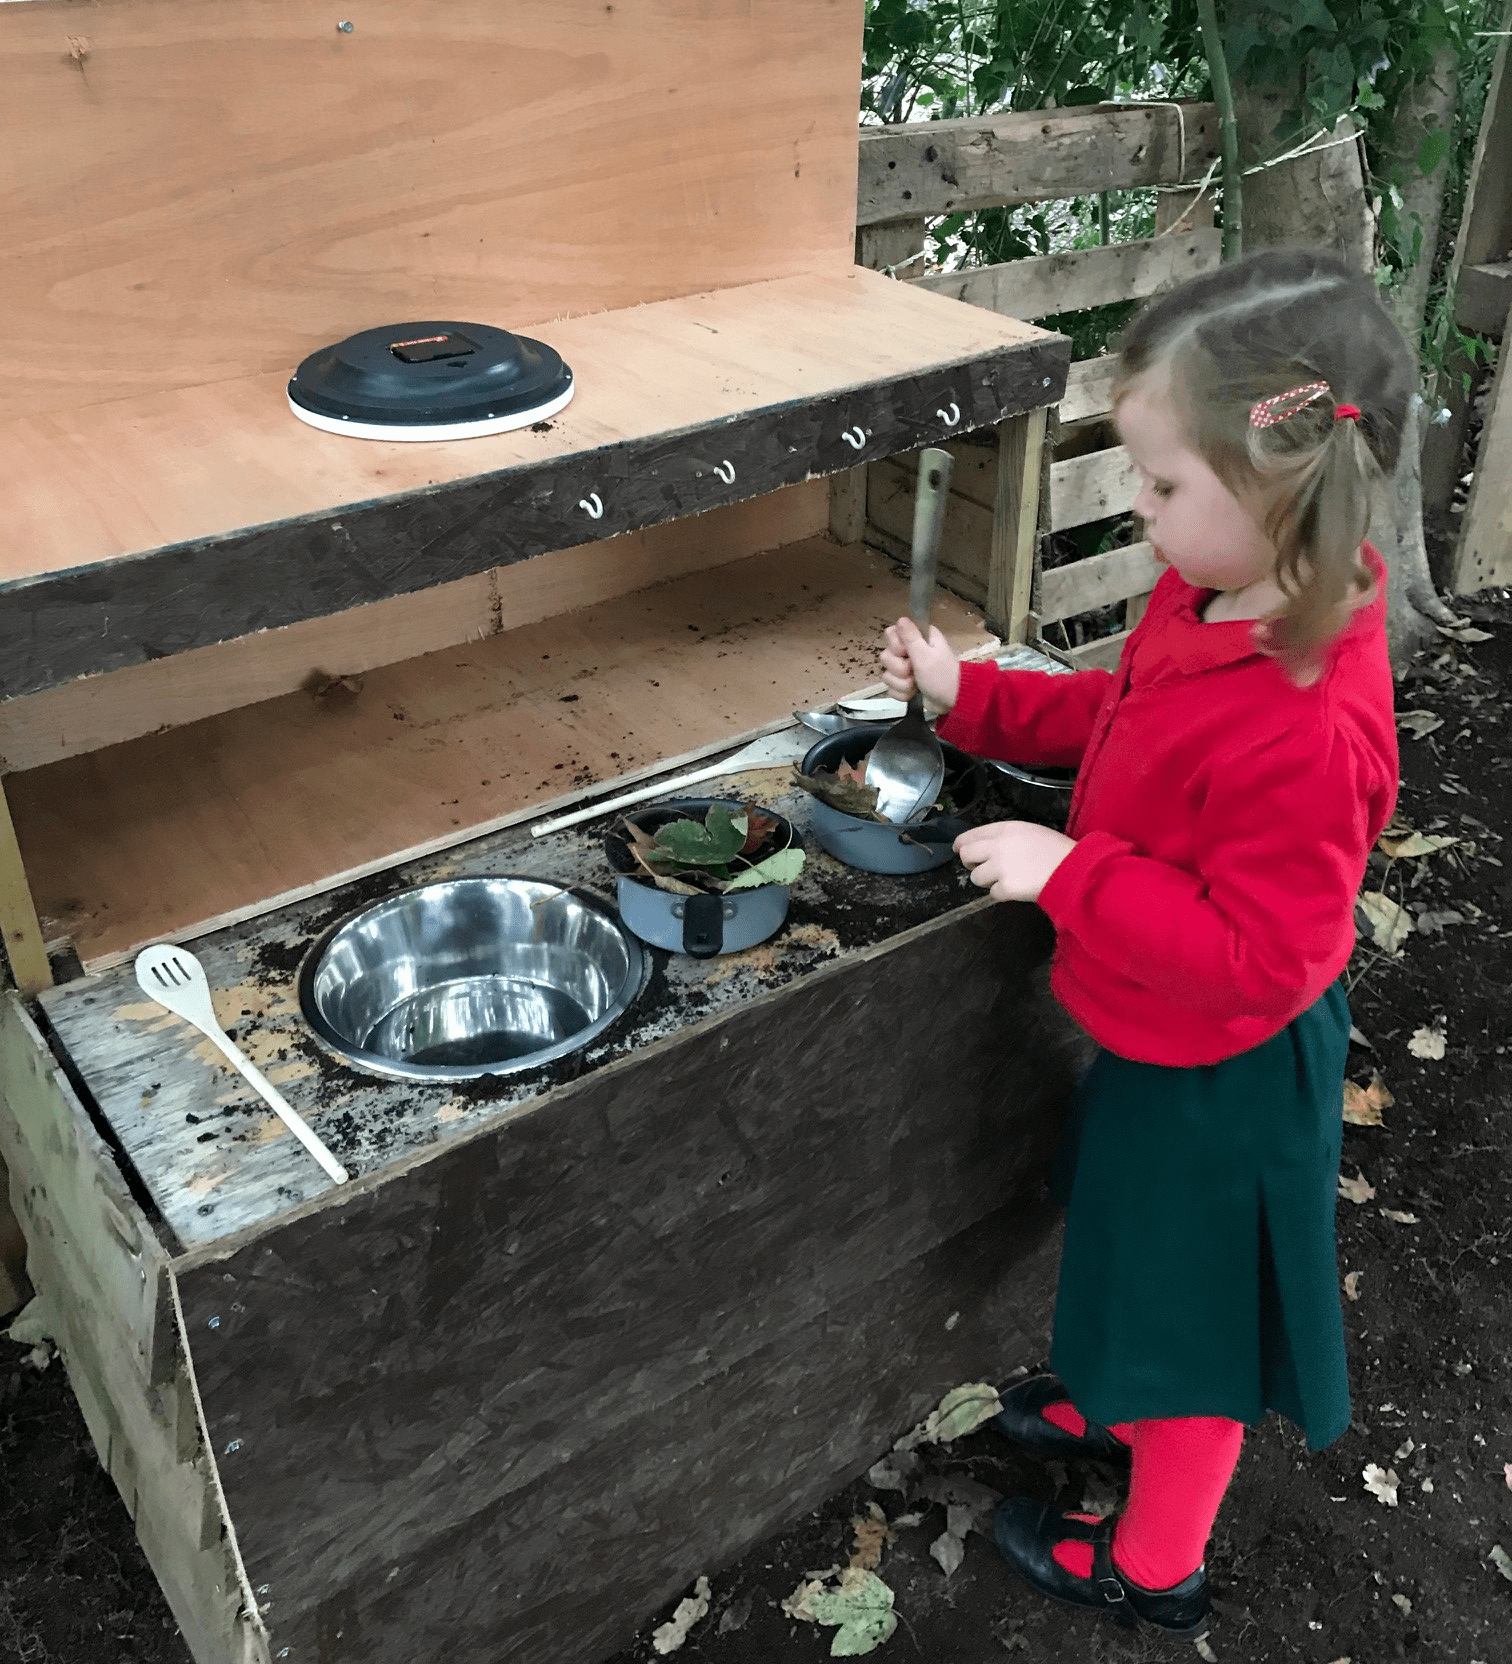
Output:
[1453, 322, 1512, 593]
[828, 466, 867, 546]
[854, 219, 928, 275]
[0, 779, 49, 994]
[990, 407, 1049, 644]
[1154, 184, 1217, 235]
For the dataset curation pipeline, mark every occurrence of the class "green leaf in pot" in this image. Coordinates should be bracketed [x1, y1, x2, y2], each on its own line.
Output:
[723, 848, 805, 891]
[652, 804, 747, 866]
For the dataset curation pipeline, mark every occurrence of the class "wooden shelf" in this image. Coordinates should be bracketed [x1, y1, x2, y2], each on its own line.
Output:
[0, 270, 1063, 700]
[10, 537, 994, 967]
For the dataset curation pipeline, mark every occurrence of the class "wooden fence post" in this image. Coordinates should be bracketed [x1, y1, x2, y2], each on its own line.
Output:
[0, 781, 50, 994]
[990, 408, 1048, 644]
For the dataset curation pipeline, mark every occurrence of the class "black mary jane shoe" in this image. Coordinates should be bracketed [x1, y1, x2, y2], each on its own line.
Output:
[988, 1373, 1132, 1464]
[993, 1498, 1211, 1639]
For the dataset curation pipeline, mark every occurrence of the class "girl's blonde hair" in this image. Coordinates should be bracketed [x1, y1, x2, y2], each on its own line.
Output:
[1115, 250, 1416, 664]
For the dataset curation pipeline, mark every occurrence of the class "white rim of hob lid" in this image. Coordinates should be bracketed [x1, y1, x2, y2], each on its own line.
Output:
[286, 378, 575, 441]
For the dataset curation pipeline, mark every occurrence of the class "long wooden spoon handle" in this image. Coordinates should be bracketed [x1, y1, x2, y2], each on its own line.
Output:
[909, 447, 954, 631]
[212, 1033, 349, 1184]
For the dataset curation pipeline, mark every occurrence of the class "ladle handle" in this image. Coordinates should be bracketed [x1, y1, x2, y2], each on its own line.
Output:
[909, 447, 954, 632]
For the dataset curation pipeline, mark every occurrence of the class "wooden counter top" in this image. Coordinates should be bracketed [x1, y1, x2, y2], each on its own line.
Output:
[0, 271, 1065, 698]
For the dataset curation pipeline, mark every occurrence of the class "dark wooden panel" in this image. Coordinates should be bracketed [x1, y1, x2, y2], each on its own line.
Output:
[0, 338, 1067, 700]
[176, 903, 1083, 1663]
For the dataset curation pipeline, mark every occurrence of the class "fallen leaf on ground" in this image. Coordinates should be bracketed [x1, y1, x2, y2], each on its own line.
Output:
[1338, 1171, 1376, 1205]
[1381, 1208, 1420, 1225]
[1079, 1472, 1120, 1519]
[717, 1595, 751, 1635]
[1504, 1463, 1512, 1491]
[805, 1569, 898, 1656]
[1416, 908, 1466, 935]
[1437, 623, 1493, 642]
[894, 1383, 1002, 1451]
[914, 1474, 1001, 1537]
[1343, 1072, 1393, 1126]
[867, 1450, 922, 1493]
[651, 1576, 711, 1654]
[849, 1511, 894, 1571]
[1378, 829, 1458, 859]
[1357, 891, 1413, 954]
[1349, 1024, 1373, 1048]
[1396, 710, 1445, 738]
[1363, 1463, 1399, 1506]
[1489, 1544, 1512, 1584]
[1392, 1592, 1413, 1615]
[929, 1529, 966, 1577]
[783, 1579, 824, 1621]
[1408, 1026, 1447, 1060]
[1194, 1638, 1219, 1663]
[1394, 1437, 1415, 1461]
[1344, 1271, 1363, 1301]
[891, 1511, 924, 1529]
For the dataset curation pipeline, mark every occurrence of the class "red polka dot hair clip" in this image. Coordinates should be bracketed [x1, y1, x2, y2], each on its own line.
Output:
[1248, 381, 1333, 428]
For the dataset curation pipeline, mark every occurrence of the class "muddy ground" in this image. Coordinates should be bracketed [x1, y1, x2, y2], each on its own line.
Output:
[3, 598, 1510, 1664]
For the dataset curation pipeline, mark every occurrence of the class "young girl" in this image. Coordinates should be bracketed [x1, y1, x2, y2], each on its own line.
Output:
[880, 249, 1413, 1639]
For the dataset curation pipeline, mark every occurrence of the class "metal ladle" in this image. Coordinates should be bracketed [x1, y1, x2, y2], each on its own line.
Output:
[865, 446, 954, 824]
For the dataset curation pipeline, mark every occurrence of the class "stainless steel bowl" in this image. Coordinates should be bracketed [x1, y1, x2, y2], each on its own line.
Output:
[299, 878, 646, 1081]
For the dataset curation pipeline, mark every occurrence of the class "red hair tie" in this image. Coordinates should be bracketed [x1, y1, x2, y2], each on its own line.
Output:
[1333, 404, 1362, 423]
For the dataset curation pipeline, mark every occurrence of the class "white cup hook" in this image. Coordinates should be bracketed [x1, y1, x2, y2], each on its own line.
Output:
[936, 402, 961, 427]
[841, 426, 867, 450]
[713, 460, 736, 483]
[578, 492, 603, 519]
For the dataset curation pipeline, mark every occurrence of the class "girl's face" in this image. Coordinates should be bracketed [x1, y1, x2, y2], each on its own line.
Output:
[1116, 375, 1279, 597]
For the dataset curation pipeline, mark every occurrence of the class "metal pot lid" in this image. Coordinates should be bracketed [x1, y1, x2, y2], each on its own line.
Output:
[287, 320, 574, 441]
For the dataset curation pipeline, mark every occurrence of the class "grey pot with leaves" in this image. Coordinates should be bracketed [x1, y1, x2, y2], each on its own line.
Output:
[604, 799, 805, 958]
[797, 727, 986, 875]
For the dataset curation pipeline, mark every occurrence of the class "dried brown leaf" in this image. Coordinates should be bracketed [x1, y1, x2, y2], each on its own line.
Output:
[1342, 1072, 1393, 1126]
[792, 765, 884, 821]
[1338, 1170, 1376, 1205]
[1344, 1270, 1363, 1301]
[848, 1514, 894, 1571]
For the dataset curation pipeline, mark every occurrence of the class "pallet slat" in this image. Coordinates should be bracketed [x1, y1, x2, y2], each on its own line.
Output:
[858, 103, 1218, 226]
[1038, 541, 1164, 624]
[910, 230, 1222, 322]
[1049, 445, 1140, 531]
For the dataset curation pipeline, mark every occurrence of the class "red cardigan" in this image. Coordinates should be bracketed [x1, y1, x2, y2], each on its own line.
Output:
[938, 554, 1399, 1066]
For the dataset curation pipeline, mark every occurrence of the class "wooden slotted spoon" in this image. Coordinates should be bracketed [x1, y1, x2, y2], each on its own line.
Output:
[865, 446, 953, 824]
[134, 943, 349, 1185]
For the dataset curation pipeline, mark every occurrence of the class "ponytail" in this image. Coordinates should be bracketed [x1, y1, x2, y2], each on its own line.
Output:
[1251, 407, 1381, 667]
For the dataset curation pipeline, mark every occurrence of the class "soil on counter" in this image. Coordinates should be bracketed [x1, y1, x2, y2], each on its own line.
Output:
[4, 601, 1510, 1664]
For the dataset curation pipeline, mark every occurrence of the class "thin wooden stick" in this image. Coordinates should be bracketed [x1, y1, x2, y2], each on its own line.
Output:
[0, 780, 50, 994]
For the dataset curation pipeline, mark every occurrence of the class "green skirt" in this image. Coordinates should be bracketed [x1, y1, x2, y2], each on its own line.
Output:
[1049, 981, 1352, 1451]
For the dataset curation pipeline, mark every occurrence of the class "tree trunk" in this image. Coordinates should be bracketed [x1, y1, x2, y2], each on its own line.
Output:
[1383, 47, 1461, 345]
[1229, 79, 1462, 664]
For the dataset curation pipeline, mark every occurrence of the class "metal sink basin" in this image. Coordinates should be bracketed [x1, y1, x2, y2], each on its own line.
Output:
[299, 878, 646, 1081]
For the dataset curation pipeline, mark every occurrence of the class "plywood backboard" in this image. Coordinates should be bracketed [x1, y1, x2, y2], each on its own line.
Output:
[0, 0, 864, 423]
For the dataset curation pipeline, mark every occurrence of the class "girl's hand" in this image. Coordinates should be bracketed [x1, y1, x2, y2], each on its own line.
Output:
[955, 820, 1076, 904]
[880, 617, 961, 714]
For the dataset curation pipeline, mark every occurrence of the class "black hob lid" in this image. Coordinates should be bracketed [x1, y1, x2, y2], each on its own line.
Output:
[288, 320, 572, 427]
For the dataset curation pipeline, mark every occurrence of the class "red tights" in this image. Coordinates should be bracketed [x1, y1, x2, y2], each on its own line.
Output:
[1040, 1401, 1243, 1589]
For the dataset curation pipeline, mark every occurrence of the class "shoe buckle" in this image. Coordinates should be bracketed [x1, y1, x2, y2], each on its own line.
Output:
[1096, 1575, 1126, 1606]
